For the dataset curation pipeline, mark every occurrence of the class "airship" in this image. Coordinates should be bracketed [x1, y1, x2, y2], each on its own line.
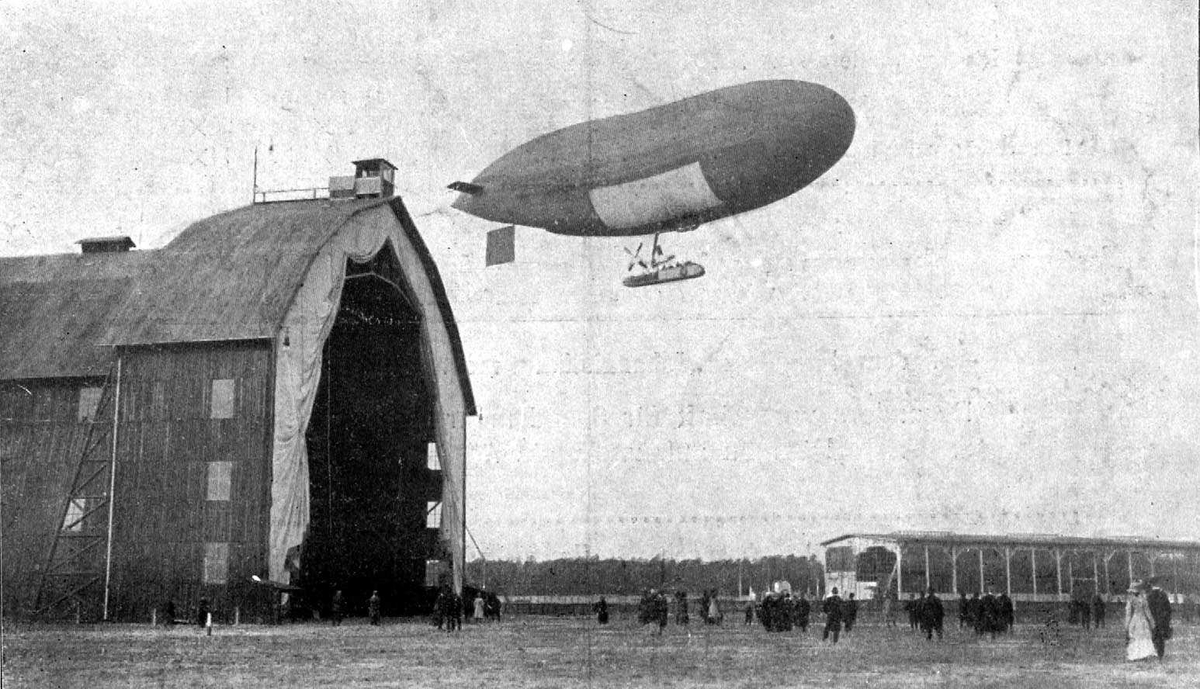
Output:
[449, 79, 854, 287]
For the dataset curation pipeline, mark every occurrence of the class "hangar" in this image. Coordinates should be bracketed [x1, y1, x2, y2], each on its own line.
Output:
[0, 161, 475, 621]
[822, 531, 1200, 603]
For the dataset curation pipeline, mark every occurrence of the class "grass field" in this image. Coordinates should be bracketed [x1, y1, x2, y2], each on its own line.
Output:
[3, 616, 1197, 688]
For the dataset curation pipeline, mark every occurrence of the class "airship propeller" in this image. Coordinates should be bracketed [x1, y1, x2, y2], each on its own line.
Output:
[624, 243, 648, 272]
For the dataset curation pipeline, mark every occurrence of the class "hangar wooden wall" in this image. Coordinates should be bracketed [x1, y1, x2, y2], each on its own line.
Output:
[0, 379, 101, 617]
[107, 341, 274, 621]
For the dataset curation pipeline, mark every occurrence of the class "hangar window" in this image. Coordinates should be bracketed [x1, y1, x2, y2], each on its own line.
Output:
[78, 387, 102, 422]
[425, 560, 447, 587]
[206, 462, 232, 501]
[63, 498, 86, 532]
[203, 542, 229, 584]
[826, 546, 855, 573]
[426, 442, 440, 470]
[426, 501, 442, 529]
[210, 379, 235, 419]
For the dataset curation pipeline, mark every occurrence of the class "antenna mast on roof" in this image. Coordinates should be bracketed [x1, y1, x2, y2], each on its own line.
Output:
[252, 146, 258, 204]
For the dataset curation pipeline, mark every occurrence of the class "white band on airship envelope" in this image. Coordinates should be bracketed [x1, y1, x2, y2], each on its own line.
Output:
[588, 162, 723, 230]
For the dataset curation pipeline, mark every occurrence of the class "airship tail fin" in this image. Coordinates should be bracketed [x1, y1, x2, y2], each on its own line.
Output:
[448, 181, 484, 195]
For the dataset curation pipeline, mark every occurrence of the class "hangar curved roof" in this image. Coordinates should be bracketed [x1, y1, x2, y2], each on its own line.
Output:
[0, 198, 475, 413]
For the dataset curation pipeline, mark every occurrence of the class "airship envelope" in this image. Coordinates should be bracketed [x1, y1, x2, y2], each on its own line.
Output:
[451, 79, 855, 237]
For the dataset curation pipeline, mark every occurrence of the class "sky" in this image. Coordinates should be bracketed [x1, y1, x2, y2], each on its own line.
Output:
[2, 1, 1198, 561]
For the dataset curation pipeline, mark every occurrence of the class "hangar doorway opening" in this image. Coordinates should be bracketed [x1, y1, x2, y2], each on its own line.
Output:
[300, 243, 441, 616]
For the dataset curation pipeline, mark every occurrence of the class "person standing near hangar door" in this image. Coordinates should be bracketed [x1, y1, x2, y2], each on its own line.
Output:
[822, 587, 843, 643]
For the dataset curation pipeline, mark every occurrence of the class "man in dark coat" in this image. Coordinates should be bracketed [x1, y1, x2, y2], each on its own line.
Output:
[1146, 580, 1172, 660]
[485, 592, 502, 622]
[432, 588, 446, 629]
[196, 597, 210, 629]
[593, 596, 609, 624]
[822, 587, 843, 643]
[330, 589, 345, 627]
[969, 592, 984, 635]
[905, 593, 921, 630]
[368, 590, 382, 626]
[958, 592, 970, 629]
[1091, 594, 1105, 629]
[449, 591, 463, 631]
[675, 590, 690, 625]
[920, 587, 944, 640]
[654, 590, 669, 634]
[843, 592, 859, 633]
[998, 592, 1014, 633]
[795, 592, 811, 632]
[979, 589, 999, 639]
[779, 593, 794, 632]
[637, 590, 653, 625]
[760, 592, 776, 631]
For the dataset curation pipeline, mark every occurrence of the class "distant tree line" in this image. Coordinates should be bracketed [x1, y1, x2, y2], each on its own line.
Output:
[465, 555, 824, 597]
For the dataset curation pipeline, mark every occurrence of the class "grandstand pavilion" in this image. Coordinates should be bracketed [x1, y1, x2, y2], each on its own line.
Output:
[822, 531, 1200, 603]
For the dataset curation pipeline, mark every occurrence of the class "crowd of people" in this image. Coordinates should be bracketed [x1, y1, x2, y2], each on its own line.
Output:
[158, 574, 1181, 665]
[610, 580, 1178, 662]
[431, 586, 503, 631]
[951, 589, 1014, 637]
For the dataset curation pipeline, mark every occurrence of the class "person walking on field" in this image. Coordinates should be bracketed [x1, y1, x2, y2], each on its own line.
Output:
[196, 597, 210, 629]
[822, 587, 844, 643]
[593, 596, 609, 625]
[368, 590, 382, 626]
[330, 590, 345, 627]
[1145, 578, 1172, 660]
[920, 587, 944, 641]
[882, 590, 897, 627]
[655, 590, 669, 634]
[998, 592, 1014, 633]
[906, 592, 921, 631]
[473, 593, 486, 623]
[795, 592, 811, 633]
[1092, 594, 1106, 629]
[843, 593, 859, 634]
[676, 590, 690, 626]
[1125, 581, 1156, 661]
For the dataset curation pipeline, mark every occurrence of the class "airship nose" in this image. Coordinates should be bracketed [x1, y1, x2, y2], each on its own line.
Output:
[798, 83, 855, 178]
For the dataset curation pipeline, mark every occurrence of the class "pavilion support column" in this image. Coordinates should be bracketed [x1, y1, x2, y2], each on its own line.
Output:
[1005, 547, 1012, 597]
[1092, 552, 1100, 597]
[1127, 550, 1134, 588]
[1103, 552, 1114, 596]
[978, 549, 985, 592]
[1031, 548, 1038, 597]
[924, 546, 931, 590]
[951, 546, 958, 595]
[1055, 549, 1063, 598]
[897, 546, 903, 595]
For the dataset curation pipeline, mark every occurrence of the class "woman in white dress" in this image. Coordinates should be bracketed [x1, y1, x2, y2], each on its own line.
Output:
[1125, 581, 1156, 661]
